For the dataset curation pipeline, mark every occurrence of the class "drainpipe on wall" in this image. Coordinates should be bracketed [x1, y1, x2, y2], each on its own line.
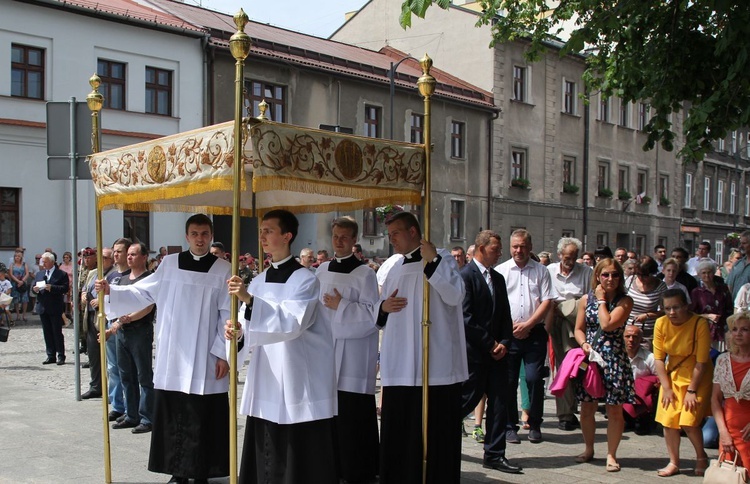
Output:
[487, 109, 501, 230]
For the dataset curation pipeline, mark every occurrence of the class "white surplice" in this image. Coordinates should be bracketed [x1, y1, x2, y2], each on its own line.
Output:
[237, 262, 336, 424]
[316, 258, 379, 395]
[379, 248, 468, 386]
[106, 253, 231, 395]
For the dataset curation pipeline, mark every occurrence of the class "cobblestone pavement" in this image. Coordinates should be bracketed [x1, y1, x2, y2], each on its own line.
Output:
[0, 316, 715, 483]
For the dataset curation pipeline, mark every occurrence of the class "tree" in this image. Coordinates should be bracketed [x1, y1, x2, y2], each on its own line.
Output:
[400, 0, 750, 162]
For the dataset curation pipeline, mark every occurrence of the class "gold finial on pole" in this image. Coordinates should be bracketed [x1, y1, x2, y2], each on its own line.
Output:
[87, 73, 111, 484]
[228, 10, 252, 484]
[257, 100, 268, 120]
[417, 53, 435, 484]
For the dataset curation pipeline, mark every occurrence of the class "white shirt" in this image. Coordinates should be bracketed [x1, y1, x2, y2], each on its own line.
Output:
[686, 256, 716, 276]
[629, 347, 656, 380]
[379, 248, 468, 386]
[548, 262, 592, 302]
[316, 258, 379, 394]
[496, 258, 554, 323]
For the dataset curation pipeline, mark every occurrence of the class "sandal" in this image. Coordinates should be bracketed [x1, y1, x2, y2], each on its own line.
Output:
[657, 462, 680, 477]
[521, 420, 530, 430]
[575, 453, 594, 463]
[695, 456, 708, 477]
[606, 460, 621, 472]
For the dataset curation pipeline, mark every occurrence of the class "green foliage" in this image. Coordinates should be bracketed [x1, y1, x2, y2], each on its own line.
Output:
[399, 0, 750, 162]
[511, 177, 530, 189]
[618, 190, 631, 200]
[597, 187, 613, 198]
[563, 183, 579, 194]
[659, 196, 671, 207]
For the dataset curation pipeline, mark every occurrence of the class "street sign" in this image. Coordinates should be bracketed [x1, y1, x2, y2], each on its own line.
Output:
[46, 101, 95, 180]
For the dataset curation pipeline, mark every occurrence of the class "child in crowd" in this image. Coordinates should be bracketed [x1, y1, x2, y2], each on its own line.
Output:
[0, 267, 13, 323]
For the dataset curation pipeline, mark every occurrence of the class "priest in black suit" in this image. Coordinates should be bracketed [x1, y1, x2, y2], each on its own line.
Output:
[459, 230, 521, 474]
[33, 252, 69, 365]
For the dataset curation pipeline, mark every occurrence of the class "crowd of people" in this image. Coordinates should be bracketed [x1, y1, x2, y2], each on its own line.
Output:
[11, 223, 750, 483]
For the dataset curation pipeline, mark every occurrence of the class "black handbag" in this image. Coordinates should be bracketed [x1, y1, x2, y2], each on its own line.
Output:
[0, 314, 10, 342]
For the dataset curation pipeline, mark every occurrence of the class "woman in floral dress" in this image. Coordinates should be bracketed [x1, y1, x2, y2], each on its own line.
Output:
[574, 258, 635, 472]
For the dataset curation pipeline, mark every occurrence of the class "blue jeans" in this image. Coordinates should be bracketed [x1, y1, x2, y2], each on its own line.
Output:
[107, 321, 125, 413]
[116, 323, 154, 425]
[506, 325, 548, 430]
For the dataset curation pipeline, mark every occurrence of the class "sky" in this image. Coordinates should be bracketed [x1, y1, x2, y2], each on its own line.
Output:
[194, 0, 370, 38]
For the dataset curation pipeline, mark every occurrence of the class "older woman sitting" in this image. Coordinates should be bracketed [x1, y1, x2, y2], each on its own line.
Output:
[653, 289, 713, 477]
[691, 259, 732, 350]
[712, 311, 750, 467]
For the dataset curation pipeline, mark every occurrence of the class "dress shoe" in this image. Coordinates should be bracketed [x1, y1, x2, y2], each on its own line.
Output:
[528, 428, 543, 443]
[56, 357, 66, 365]
[81, 390, 102, 399]
[42, 357, 56, 365]
[505, 428, 521, 444]
[132, 423, 152, 434]
[167, 477, 188, 484]
[193, 480, 208, 484]
[116, 414, 127, 424]
[108, 411, 124, 422]
[558, 419, 579, 431]
[483, 456, 522, 474]
[82, 361, 90, 369]
[112, 419, 138, 429]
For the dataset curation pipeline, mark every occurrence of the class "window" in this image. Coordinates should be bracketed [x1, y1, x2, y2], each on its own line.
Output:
[596, 232, 608, 247]
[715, 240, 724, 265]
[563, 80, 576, 114]
[684, 173, 693, 208]
[410, 113, 424, 144]
[0, 188, 20, 248]
[145, 67, 172, 116]
[97, 59, 126, 110]
[247, 80, 285, 121]
[746, 186, 750, 217]
[362, 209, 377, 237]
[730, 182, 736, 214]
[11, 44, 44, 99]
[637, 170, 647, 196]
[451, 121, 465, 158]
[619, 100, 630, 127]
[717, 180, 725, 212]
[638, 103, 649, 130]
[703, 176, 711, 211]
[364, 105, 381, 138]
[450, 200, 464, 240]
[562, 155, 575, 185]
[511, 148, 527, 180]
[718, 137, 726, 152]
[732, 131, 738, 154]
[597, 162, 610, 191]
[618, 167, 629, 193]
[599, 96, 610, 122]
[635, 235, 646, 257]
[512, 65, 526, 102]
[123, 211, 150, 245]
[659, 175, 669, 200]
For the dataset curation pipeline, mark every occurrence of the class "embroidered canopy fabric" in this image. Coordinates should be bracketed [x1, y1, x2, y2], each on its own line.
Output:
[89, 119, 425, 215]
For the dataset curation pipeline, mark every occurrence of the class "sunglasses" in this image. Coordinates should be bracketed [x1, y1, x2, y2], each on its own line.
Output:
[600, 272, 621, 279]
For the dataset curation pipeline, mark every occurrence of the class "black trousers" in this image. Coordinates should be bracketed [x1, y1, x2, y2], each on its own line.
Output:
[379, 384, 462, 484]
[461, 357, 508, 461]
[85, 311, 101, 392]
[40, 310, 65, 360]
[334, 391, 379, 482]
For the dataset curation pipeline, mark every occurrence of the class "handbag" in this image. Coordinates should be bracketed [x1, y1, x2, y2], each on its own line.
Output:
[704, 451, 748, 484]
[0, 316, 9, 343]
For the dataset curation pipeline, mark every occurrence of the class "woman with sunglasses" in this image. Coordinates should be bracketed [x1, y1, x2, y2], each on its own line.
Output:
[652, 289, 712, 477]
[574, 258, 634, 472]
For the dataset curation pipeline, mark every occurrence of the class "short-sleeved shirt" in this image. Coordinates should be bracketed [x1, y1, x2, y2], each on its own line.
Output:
[548, 262, 592, 301]
[728, 258, 750, 301]
[496, 258, 554, 323]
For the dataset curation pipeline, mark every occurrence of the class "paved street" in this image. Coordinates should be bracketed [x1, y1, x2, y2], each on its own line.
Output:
[1, 316, 716, 483]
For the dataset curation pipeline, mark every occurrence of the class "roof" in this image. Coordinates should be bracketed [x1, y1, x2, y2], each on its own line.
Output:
[145, 0, 495, 109]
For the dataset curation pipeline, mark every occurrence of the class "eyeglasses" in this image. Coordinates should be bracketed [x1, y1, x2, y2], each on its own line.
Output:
[600, 272, 620, 279]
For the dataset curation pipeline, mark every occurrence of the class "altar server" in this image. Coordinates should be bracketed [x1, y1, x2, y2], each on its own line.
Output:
[227, 209, 337, 484]
[377, 211, 468, 483]
[97, 214, 231, 484]
[316, 216, 380, 482]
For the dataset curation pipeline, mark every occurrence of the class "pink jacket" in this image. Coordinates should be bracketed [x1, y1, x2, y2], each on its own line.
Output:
[550, 348, 605, 399]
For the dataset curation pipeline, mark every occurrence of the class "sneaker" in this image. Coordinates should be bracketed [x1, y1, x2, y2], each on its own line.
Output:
[506, 428, 521, 444]
[472, 426, 485, 443]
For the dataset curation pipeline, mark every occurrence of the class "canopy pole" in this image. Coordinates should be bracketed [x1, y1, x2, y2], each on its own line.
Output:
[417, 54, 436, 484]
[87, 74, 111, 484]
[228, 11, 251, 484]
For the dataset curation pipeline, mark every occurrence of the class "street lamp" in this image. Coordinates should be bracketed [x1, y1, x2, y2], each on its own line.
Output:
[389, 55, 417, 140]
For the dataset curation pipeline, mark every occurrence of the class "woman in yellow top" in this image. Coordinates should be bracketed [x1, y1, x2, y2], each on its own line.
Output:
[653, 288, 713, 477]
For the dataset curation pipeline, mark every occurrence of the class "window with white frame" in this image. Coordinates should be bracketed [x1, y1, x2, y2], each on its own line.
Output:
[746, 185, 750, 216]
[619, 100, 630, 127]
[637, 170, 648, 196]
[596, 232, 608, 247]
[732, 131, 738, 154]
[598, 162, 610, 192]
[563, 80, 576, 114]
[450, 121, 465, 158]
[450, 200, 465, 240]
[638, 103, 649, 130]
[562, 155, 575, 186]
[364, 104, 381, 138]
[511, 148, 527, 180]
[715, 240, 724, 265]
[704, 176, 711, 211]
[659, 175, 669, 201]
[684, 173, 693, 208]
[512, 65, 527, 102]
[599, 96, 610, 122]
[730, 182, 737, 214]
[718, 137, 726, 152]
[717, 180, 725, 212]
[410, 113, 424, 144]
